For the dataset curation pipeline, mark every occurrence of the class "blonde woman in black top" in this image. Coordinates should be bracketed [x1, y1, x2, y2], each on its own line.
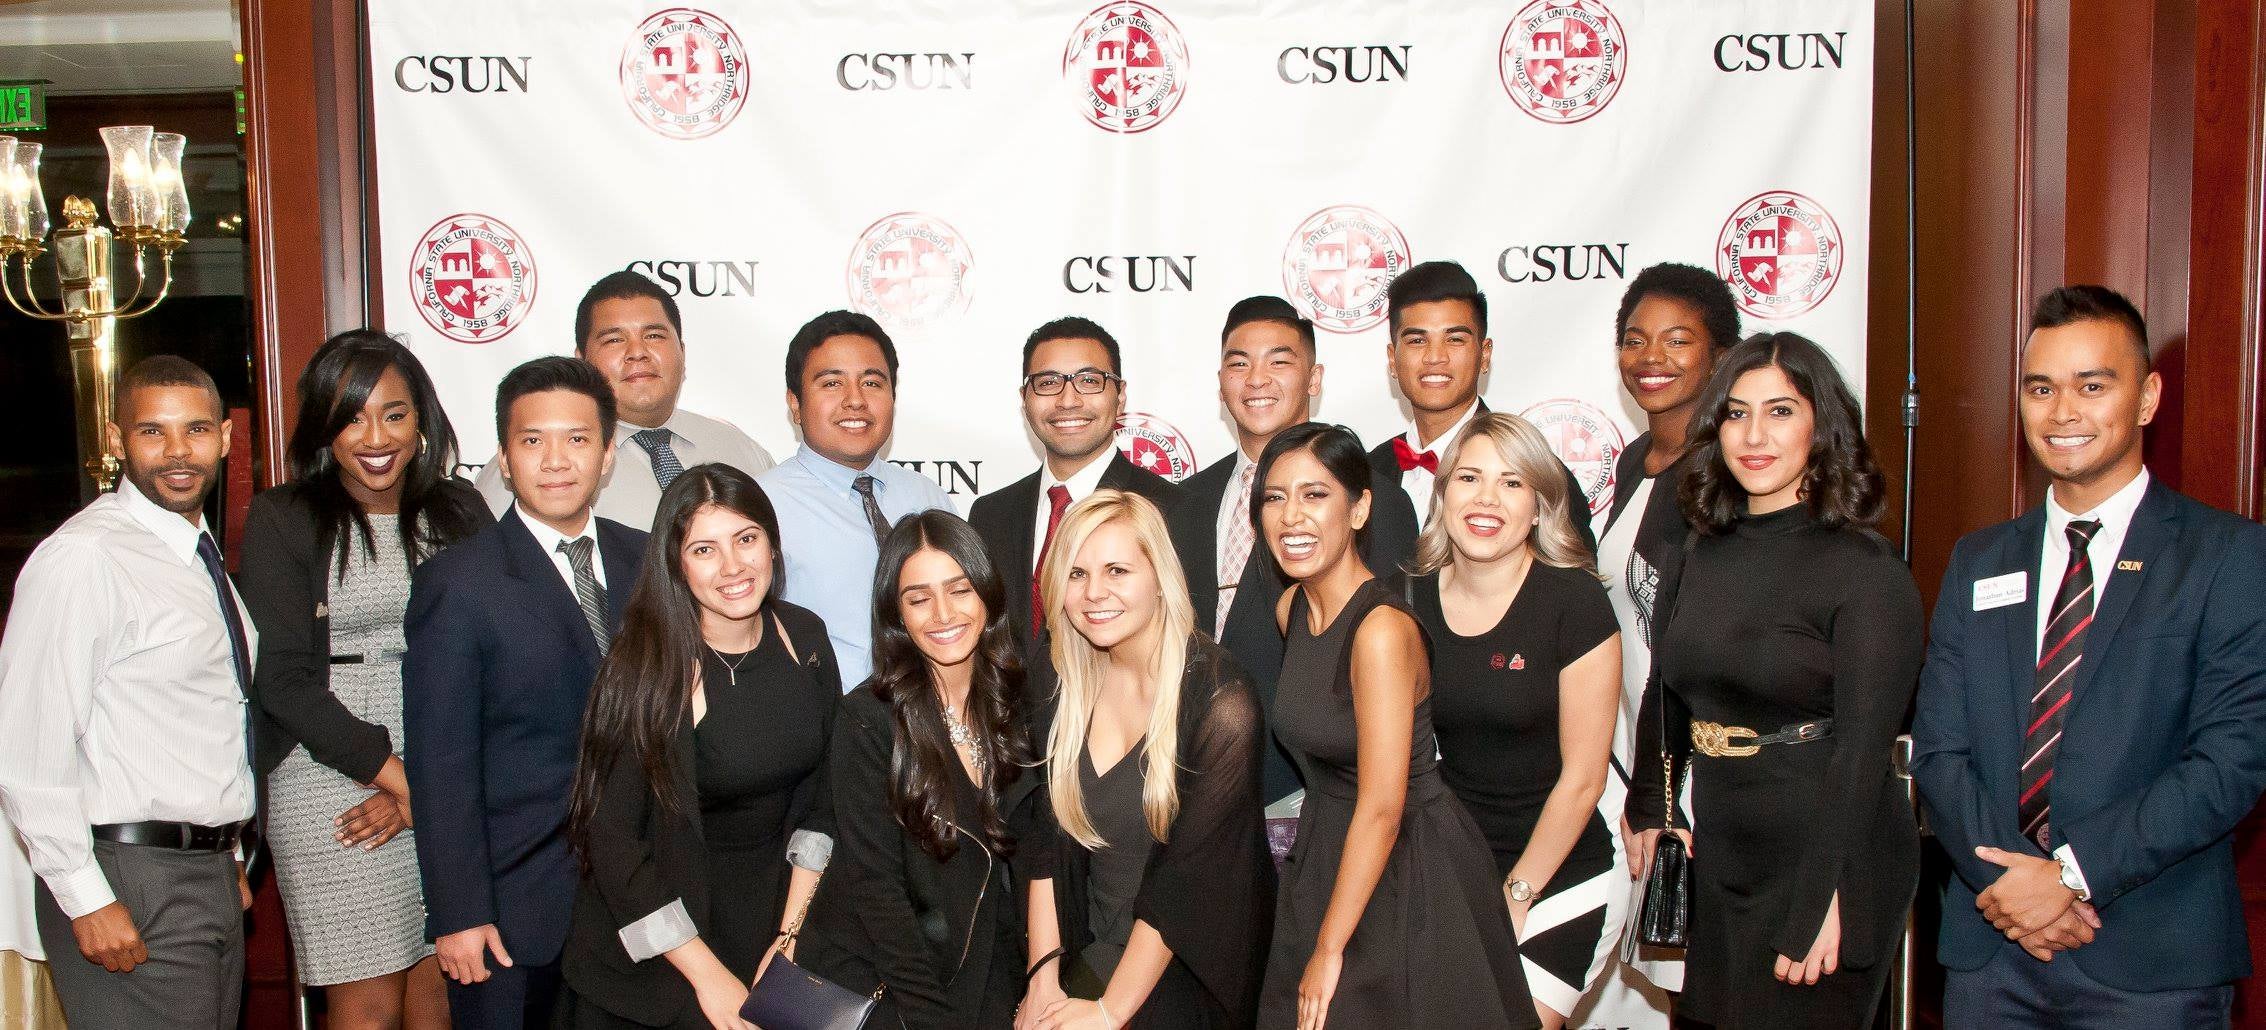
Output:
[1393, 412, 1621, 1030]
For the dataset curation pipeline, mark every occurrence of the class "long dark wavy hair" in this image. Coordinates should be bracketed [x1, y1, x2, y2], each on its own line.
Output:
[287, 330, 484, 576]
[869, 510, 1034, 862]
[1678, 332, 1885, 534]
[566, 464, 786, 870]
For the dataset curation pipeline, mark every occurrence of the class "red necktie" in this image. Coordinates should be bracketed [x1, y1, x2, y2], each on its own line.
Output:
[1032, 485, 1072, 637]
[1392, 436, 1438, 473]
[2022, 519, 2101, 850]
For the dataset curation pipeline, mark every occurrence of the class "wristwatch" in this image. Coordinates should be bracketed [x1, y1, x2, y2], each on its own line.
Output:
[2057, 856, 2091, 901]
[1506, 878, 1535, 903]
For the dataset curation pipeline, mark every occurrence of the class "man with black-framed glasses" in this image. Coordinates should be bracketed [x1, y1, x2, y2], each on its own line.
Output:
[969, 316, 1184, 641]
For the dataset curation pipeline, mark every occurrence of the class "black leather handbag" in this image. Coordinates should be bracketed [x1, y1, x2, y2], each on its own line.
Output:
[1626, 536, 1694, 953]
[741, 950, 878, 1030]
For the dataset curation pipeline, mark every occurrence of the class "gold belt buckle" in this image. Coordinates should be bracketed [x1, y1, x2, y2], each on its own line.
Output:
[1691, 719, 1761, 758]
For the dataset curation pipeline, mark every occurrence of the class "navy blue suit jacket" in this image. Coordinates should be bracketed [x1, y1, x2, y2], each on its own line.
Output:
[404, 508, 646, 965]
[1911, 479, 2266, 992]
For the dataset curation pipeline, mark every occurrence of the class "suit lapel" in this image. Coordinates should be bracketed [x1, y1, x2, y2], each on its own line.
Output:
[597, 518, 645, 633]
[498, 508, 600, 667]
[2070, 481, 2179, 701]
[1998, 507, 2047, 743]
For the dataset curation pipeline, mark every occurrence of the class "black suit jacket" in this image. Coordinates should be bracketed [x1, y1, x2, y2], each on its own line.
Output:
[1165, 443, 1417, 803]
[967, 452, 1187, 641]
[239, 478, 490, 785]
[1363, 403, 1598, 557]
[560, 602, 841, 1026]
[404, 508, 646, 966]
[1911, 480, 2266, 992]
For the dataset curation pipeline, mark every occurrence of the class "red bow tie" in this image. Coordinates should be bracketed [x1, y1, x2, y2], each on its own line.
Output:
[1392, 436, 1437, 473]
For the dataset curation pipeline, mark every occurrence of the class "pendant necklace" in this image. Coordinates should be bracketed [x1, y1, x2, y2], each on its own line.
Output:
[709, 645, 750, 686]
[941, 701, 988, 777]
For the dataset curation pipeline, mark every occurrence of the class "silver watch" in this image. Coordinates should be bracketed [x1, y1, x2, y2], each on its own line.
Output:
[1506, 878, 1535, 903]
[2057, 857, 2090, 901]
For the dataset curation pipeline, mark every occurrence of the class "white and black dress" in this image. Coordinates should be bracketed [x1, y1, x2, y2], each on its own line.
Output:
[1402, 565, 1622, 1015]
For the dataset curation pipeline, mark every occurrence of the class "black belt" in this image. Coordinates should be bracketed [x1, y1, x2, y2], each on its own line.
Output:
[331, 649, 407, 665]
[92, 821, 246, 853]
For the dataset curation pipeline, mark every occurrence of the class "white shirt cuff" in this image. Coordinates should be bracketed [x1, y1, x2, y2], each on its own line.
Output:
[787, 829, 833, 872]
[2053, 844, 2092, 901]
[47, 859, 118, 920]
[617, 898, 698, 962]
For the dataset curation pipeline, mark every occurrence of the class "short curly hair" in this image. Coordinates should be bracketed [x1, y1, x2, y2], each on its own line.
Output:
[1678, 332, 1884, 534]
[1614, 262, 1741, 352]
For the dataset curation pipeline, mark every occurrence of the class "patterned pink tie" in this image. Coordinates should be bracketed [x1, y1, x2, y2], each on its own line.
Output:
[1216, 462, 1259, 638]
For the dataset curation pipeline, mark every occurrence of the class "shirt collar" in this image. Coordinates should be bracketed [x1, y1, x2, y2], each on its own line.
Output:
[1044, 451, 1115, 496]
[516, 503, 596, 556]
[116, 477, 207, 565]
[789, 444, 882, 494]
[1408, 400, 1482, 454]
[2046, 466, 2151, 536]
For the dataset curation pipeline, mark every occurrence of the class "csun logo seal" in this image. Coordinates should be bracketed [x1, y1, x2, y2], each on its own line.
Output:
[619, 8, 750, 140]
[408, 213, 537, 344]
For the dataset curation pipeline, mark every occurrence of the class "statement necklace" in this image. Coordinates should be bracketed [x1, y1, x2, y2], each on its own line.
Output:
[941, 701, 989, 778]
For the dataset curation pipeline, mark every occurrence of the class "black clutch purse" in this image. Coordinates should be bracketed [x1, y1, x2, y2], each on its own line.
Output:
[1630, 821, 1692, 949]
[741, 951, 878, 1030]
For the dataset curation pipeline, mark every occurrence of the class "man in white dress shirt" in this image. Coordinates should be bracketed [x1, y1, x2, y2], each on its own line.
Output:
[0, 356, 257, 1027]
[476, 271, 774, 531]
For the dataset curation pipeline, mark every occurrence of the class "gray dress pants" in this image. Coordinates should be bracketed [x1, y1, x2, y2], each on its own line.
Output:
[33, 840, 244, 1028]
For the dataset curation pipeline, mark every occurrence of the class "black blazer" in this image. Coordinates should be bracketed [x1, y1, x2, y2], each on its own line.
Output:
[239, 478, 490, 785]
[1911, 480, 2266, 992]
[1166, 443, 1418, 803]
[1362, 401, 1598, 557]
[1020, 635, 1275, 1028]
[560, 602, 841, 1027]
[799, 685, 1040, 1030]
[967, 453, 1187, 641]
[404, 508, 646, 967]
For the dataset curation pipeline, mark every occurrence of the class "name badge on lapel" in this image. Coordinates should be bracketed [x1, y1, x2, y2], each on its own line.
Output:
[1973, 571, 2027, 611]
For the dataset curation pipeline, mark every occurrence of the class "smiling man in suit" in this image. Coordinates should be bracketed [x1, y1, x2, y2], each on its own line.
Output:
[1912, 285, 2266, 1028]
[1368, 260, 1596, 552]
[968, 316, 1183, 642]
[404, 356, 647, 1029]
[1164, 296, 1418, 805]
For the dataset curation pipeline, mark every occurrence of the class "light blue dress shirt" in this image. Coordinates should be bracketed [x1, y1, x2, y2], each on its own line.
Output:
[758, 446, 957, 688]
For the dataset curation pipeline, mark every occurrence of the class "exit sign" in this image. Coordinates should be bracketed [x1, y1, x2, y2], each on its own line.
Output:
[0, 83, 43, 131]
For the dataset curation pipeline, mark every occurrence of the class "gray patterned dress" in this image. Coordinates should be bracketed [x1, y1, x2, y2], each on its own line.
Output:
[267, 515, 434, 985]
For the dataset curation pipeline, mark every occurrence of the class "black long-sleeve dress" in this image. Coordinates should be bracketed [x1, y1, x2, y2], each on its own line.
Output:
[1630, 504, 1923, 1028]
[799, 685, 1038, 1030]
[559, 603, 841, 1029]
[1022, 635, 1276, 1029]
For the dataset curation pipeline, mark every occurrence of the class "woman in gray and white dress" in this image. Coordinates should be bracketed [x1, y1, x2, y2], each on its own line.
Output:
[242, 330, 488, 1029]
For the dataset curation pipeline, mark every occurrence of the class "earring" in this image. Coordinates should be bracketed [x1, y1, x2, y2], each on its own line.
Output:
[417, 433, 429, 456]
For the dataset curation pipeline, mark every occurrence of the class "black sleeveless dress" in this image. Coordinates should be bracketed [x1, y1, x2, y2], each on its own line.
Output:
[1255, 579, 1539, 1029]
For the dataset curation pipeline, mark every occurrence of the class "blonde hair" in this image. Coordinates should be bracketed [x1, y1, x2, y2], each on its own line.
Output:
[1410, 411, 1597, 576]
[1036, 490, 1195, 849]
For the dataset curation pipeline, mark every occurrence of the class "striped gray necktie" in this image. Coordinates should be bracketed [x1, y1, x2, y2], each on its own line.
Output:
[632, 428, 684, 490]
[558, 536, 610, 657]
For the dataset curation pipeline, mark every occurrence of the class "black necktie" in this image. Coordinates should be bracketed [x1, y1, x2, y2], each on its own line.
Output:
[853, 474, 892, 545]
[195, 532, 253, 696]
[2022, 518, 2101, 850]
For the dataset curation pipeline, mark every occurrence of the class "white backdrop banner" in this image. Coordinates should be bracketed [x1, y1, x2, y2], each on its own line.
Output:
[369, 2, 1872, 1025]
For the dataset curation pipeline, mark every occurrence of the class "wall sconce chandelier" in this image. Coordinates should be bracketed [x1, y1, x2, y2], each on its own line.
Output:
[0, 126, 192, 499]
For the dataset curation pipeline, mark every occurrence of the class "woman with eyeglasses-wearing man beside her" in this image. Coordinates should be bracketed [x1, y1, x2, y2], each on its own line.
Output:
[240, 330, 491, 1030]
[554, 464, 842, 1030]
[1015, 491, 1274, 1030]
[797, 511, 1041, 1030]
[1627, 333, 1923, 1029]
[1251, 423, 1537, 1030]
[1392, 412, 1621, 1030]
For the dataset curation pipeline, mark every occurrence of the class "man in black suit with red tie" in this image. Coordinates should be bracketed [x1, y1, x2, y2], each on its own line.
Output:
[969, 317, 1184, 642]
[1912, 286, 2266, 1028]
[1363, 261, 1596, 553]
[405, 357, 647, 1029]
[1163, 296, 1419, 805]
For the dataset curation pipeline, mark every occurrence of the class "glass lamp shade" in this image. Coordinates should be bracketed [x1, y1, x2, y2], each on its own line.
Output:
[151, 132, 189, 234]
[99, 125, 156, 230]
[14, 141, 48, 242]
[0, 137, 17, 239]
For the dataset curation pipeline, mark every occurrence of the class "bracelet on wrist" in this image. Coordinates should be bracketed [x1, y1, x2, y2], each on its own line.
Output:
[1026, 947, 1064, 982]
[1097, 998, 1119, 1030]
